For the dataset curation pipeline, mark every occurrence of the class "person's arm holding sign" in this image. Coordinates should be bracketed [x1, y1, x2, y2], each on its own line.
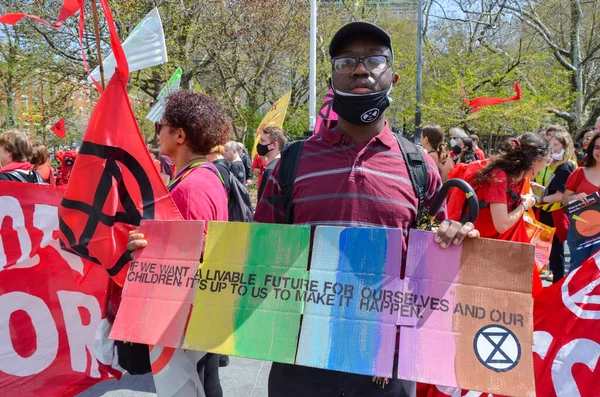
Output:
[434, 219, 479, 248]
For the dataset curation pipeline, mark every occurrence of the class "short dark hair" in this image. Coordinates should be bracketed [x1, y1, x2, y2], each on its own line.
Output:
[262, 126, 288, 148]
[585, 133, 600, 167]
[0, 130, 32, 162]
[163, 90, 230, 155]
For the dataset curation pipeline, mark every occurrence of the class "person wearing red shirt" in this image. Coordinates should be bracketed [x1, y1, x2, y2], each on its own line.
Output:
[563, 132, 600, 270]
[128, 90, 229, 397]
[30, 142, 56, 185]
[470, 134, 549, 239]
[0, 129, 34, 175]
[252, 153, 268, 187]
[470, 134, 485, 161]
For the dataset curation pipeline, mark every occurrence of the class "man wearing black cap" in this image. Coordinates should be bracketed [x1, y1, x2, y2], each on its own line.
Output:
[255, 21, 478, 397]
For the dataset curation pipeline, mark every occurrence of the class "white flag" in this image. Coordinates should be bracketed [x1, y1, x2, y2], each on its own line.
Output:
[88, 8, 167, 83]
[145, 67, 183, 123]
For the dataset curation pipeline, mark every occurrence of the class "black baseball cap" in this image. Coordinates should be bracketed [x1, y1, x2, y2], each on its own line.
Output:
[329, 22, 393, 58]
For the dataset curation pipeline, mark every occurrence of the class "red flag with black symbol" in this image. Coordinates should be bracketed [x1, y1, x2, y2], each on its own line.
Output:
[57, 0, 182, 286]
[51, 118, 66, 139]
[465, 82, 521, 113]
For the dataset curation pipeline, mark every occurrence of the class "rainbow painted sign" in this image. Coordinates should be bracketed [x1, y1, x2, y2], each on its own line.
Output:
[182, 222, 311, 363]
[296, 226, 404, 377]
[114, 222, 535, 396]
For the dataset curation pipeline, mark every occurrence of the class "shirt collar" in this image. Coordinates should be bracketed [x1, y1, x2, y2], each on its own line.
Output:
[319, 120, 395, 148]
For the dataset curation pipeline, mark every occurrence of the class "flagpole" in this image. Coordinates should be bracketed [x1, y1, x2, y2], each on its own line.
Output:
[164, 64, 170, 93]
[308, 0, 317, 133]
[414, 0, 423, 144]
[91, 0, 106, 90]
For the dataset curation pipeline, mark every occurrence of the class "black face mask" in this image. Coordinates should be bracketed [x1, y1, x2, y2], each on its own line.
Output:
[331, 84, 392, 126]
[256, 142, 273, 156]
[452, 145, 462, 155]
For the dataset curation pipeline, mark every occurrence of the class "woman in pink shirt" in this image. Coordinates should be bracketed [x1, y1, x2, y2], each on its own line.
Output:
[128, 90, 229, 397]
[563, 132, 600, 270]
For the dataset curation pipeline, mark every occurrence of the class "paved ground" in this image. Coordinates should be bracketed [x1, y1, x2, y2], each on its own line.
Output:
[77, 357, 271, 397]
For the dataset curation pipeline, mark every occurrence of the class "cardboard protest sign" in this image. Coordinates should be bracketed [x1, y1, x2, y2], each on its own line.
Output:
[296, 226, 403, 377]
[183, 222, 310, 363]
[566, 192, 600, 251]
[399, 230, 535, 397]
[0, 182, 119, 397]
[110, 220, 204, 347]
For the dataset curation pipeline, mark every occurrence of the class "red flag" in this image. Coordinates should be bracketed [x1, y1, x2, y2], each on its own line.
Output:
[465, 82, 521, 112]
[0, 0, 82, 27]
[51, 118, 66, 139]
[313, 89, 337, 136]
[57, 0, 182, 287]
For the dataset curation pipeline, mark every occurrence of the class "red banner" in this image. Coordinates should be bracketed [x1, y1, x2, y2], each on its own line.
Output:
[0, 182, 119, 397]
[417, 252, 600, 397]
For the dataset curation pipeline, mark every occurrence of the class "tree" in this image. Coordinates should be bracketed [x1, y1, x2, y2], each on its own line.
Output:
[433, 0, 600, 133]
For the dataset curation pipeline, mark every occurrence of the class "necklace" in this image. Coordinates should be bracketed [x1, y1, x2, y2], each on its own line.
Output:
[167, 157, 209, 191]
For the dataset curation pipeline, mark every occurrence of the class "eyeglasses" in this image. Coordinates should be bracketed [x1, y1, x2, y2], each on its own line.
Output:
[331, 55, 391, 74]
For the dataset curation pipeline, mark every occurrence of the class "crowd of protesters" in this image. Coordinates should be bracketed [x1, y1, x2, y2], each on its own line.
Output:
[3, 20, 600, 397]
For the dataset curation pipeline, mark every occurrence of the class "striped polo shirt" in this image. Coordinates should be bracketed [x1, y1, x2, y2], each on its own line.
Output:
[254, 121, 444, 257]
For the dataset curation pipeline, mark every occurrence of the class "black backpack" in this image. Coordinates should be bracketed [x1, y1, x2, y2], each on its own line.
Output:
[268, 134, 429, 224]
[0, 170, 48, 184]
[209, 161, 254, 222]
[227, 171, 254, 222]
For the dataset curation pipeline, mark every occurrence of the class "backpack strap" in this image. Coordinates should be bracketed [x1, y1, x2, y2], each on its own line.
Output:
[395, 134, 429, 219]
[4, 170, 29, 183]
[3, 170, 45, 184]
[267, 140, 305, 224]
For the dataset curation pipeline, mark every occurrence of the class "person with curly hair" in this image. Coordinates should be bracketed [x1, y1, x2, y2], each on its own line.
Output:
[128, 90, 229, 397]
[470, 133, 549, 238]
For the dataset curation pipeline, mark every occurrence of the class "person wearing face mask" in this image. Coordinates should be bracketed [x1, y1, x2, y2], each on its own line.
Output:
[255, 21, 479, 397]
[454, 136, 479, 164]
[449, 127, 467, 160]
[256, 126, 287, 201]
[535, 127, 576, 283]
